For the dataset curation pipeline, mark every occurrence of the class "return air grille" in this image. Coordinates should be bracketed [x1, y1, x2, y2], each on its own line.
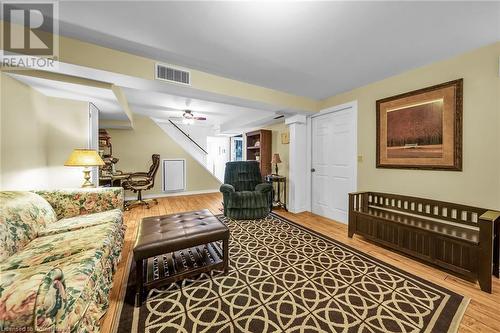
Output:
[155, 63, 191, 85]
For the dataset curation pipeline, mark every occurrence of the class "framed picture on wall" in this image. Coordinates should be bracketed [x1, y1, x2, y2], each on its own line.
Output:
[376, 79, 463, 170]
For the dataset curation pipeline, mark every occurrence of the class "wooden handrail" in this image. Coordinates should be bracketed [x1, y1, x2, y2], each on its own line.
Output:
[168, 120, 208, 155]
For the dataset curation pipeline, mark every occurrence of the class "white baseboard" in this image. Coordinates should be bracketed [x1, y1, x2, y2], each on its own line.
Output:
[125, 189, 219, 201]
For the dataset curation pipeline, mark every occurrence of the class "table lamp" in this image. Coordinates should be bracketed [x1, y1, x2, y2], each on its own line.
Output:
[65, 149, 105, 188]
[271, 153, 282, 175]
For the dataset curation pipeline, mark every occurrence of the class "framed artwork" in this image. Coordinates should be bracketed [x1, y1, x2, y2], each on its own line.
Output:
[281, 131, 290, 144]
[376, 79, 463, 170]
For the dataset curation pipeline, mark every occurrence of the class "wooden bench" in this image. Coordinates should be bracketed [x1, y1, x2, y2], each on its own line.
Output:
[348, 191, 500, 293]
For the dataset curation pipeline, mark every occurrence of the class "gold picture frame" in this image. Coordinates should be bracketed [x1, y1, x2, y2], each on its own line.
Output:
[376, 79, 463, 170]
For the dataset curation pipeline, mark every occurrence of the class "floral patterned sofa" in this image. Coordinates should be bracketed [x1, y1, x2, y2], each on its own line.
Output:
[0, 188, 125, 333]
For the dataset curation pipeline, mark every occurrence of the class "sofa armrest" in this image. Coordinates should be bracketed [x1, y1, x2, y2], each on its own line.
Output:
[0, 267, 67, 332]
[220, 184, 235, 194]
[35, 187, 124, 220]
[255, 183, 273, 193]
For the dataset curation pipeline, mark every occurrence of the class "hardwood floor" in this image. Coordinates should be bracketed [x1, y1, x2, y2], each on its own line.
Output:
[101, 193, 500, 333]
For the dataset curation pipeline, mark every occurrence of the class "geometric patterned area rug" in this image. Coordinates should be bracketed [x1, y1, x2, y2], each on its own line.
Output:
[117, 213, 469, 333]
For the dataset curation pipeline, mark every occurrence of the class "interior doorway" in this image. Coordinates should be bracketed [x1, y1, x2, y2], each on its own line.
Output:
[230, 136, 243, 161]
[207, 136, 230, 182]
[311, 101, 357, 223]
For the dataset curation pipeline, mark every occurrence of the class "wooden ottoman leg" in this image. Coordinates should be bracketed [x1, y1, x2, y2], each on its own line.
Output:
[136, 259, 144, 306]
[223, 238, 229, 273]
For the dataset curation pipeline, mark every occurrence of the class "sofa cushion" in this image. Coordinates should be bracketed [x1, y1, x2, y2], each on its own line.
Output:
[39, 209, 122, 237]
[0, 191, 57, 261]
[36, 188, 123, 220]
[0, 220, 124, 271]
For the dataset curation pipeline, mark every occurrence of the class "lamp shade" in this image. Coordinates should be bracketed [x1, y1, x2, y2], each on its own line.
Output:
[65, 149, 105, 167]
[271, 153, 282, 164]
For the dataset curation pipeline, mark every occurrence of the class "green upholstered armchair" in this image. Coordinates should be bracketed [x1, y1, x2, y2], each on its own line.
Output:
[220, 161, 273, 220]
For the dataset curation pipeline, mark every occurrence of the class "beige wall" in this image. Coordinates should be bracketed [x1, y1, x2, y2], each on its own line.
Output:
[264, 122, 290, 203]
[45, 97, 89, 187]
[107, 115, 221, 197]
[320, 42, 500, 209]
[0, 73, 89, 189]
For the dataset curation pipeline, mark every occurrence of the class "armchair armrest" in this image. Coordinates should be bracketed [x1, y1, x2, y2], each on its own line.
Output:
[255, 183, 273, 193]
[220, 184, 235, 194]
[35, 187, 124, 219]
[0, 267, 67, 332]
[127, 172, 149, 177]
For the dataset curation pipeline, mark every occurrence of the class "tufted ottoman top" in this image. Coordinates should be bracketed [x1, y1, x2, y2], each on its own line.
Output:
[133, 209, 229, 260]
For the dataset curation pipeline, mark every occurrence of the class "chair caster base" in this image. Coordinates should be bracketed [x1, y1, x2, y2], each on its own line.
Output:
[125, 198, 159, 210]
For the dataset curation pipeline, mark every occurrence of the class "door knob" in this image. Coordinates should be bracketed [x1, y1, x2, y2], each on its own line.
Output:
[311, 168, 316, 172]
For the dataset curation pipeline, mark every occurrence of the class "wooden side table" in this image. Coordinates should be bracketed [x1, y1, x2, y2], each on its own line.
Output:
[266, 174, 287, 211]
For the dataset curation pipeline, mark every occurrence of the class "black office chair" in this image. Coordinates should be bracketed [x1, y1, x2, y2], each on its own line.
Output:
[122, 154, 160, 210]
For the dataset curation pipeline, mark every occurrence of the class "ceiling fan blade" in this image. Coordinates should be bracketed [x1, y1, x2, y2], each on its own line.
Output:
[193, 117, 207, 120]
[168, 117, 184, 120]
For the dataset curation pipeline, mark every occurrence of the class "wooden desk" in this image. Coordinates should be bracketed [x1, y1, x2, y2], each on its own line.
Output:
[99, 174, 129, 187]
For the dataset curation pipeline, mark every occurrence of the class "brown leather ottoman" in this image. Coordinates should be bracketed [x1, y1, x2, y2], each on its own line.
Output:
[133, 209, 229, 305]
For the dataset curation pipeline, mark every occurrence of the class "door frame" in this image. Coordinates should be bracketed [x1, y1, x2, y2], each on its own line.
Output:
[307, 100, 358, 221]
[88, 102, 99, 186]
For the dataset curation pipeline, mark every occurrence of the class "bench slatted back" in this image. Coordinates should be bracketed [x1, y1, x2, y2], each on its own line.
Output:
[352, 192, 487, 228]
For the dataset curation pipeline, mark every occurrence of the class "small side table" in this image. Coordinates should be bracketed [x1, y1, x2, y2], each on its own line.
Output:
[266, 174, 287, 211]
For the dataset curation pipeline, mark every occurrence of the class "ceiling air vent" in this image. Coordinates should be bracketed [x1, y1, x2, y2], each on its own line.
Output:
[155, 63, 191, 85]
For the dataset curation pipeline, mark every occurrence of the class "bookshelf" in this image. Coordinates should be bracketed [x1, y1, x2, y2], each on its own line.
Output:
[246, 129, 272, 177]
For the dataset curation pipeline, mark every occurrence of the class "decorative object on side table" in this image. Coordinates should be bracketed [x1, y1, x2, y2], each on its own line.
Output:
[271, 153, 282, 175]
[266, 174, 287, 211]
[376, 79, 463, 170]
[64, 148, 105, 187]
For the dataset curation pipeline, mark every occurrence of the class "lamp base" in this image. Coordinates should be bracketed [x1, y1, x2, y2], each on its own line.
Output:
[81, 169, 95, 188]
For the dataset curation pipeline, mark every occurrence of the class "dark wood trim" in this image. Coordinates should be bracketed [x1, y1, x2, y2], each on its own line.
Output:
[376, 79, 463, 170]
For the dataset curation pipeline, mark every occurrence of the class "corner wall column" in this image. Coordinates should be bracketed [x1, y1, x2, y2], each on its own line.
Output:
[286, 115, 308, 213]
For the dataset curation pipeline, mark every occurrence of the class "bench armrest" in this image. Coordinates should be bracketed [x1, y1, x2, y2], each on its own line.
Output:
[479, 210, 500, 222]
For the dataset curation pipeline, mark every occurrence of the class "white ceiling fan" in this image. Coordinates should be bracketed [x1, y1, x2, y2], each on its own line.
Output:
[168, 99, 207, 124]
[169, 109, 207, 124]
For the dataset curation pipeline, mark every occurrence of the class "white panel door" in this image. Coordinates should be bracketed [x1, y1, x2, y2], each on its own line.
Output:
[311, 107, 356, 223]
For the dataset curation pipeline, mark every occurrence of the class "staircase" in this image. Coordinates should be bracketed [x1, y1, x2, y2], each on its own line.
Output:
[153, 118, 227, 183]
